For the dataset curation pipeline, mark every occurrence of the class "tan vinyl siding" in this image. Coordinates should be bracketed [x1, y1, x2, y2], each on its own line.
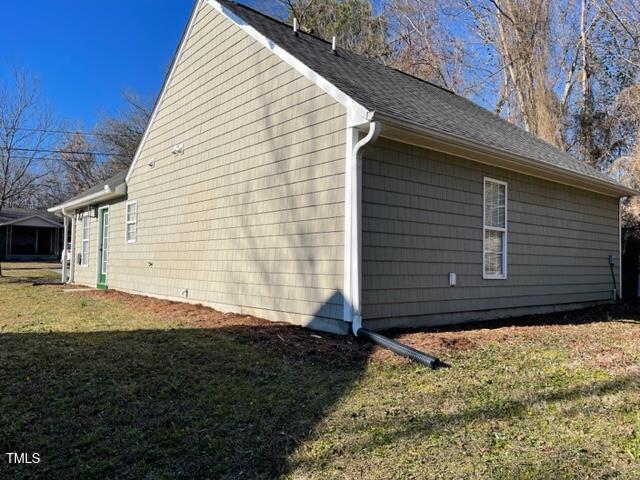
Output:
[73, 213, 99, 286]
[362, 138, 620, 328]
[73, 4, 347, 331]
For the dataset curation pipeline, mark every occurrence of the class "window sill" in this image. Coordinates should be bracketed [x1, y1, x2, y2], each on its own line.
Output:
[483, 274, 507, 280]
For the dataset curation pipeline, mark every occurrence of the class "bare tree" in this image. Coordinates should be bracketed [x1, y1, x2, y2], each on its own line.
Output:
[0, 69, 56, 276]
[608, 84, 640, 223]
[281, 0, 390, 60]
[0, 69, 55, 210]
[57, 132, 103, 193]
[94, 91, 152, 175]
[384, 0, 470, 92]
[461, 0, 565, 147]
[241, 0, 639, 175]
[47, 91, 152, 204]
[599, 0, 640, 69]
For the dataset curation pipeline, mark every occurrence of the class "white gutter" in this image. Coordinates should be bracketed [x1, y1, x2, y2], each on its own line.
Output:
[344, 121, 381, 335]
[48, 183, 126, 214]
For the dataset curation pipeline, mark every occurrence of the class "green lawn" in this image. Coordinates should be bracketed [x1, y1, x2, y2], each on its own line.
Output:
[1, 267, 639, 479]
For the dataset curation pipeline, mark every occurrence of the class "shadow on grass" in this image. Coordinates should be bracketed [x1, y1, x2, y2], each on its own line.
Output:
[0, 327, 372, 479]
[0, 276, 59, 285]
[0, 266, 61, 286]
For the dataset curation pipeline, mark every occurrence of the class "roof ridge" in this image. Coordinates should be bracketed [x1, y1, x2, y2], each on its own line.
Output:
[224, 1, 587, 167]
[223, 0, 456, 95]
[221, 1, 332, 46]
[217, 0, 625, 191]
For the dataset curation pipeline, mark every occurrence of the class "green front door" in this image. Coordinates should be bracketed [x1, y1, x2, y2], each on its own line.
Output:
[97, 208, 109, 289]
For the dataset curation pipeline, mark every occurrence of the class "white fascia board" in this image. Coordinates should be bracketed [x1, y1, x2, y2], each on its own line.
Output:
[207, 0, 370, 126]
[48, 183, 126, 213]
[125, 0, 371, 187]
[124, 0, 205, 184]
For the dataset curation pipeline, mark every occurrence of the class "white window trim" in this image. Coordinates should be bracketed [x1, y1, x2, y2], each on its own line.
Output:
[482, 177, 508, 280]
[80, 213, 90, 267]
[125, 201, 137, 244]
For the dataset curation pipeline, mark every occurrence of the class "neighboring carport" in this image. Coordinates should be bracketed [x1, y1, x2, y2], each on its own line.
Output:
[0, 208, 63, 261]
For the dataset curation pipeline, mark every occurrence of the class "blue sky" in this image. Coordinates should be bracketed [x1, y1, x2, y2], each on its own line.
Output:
[0, 1, 277, 130]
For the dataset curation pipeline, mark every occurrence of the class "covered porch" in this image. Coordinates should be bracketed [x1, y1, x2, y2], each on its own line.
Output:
[0, 210, 64, 261]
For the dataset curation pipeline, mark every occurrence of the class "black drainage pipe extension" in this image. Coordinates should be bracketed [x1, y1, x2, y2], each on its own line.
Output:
[357, 328, 447, 369]
[609, 260, 618, 300]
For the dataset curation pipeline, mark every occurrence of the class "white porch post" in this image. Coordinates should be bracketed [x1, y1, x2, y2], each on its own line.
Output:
[62, 216, 68, 283]
[69, 213, 76, 283]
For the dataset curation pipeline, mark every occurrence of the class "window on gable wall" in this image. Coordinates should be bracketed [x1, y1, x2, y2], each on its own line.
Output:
[483, 178, 507, 279]
[81, 214, 90, 266]
[126, 201, 137, 243]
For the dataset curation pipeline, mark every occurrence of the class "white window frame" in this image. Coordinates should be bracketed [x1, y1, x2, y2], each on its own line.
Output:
[482, 177, 508, 280]
[125, 201, 138, 243]
[80, 213, 90, 267]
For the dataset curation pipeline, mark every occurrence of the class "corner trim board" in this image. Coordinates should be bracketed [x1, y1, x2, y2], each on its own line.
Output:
[619, 197, 623, 299]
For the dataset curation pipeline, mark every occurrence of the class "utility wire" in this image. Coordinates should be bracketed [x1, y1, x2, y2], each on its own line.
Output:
[6, 155, 119, 163]
[9, 147, 130, 157]
[12, 127, 131, 137]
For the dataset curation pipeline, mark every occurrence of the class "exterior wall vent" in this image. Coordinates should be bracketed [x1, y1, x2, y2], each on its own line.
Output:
[171, 143, 184, 155]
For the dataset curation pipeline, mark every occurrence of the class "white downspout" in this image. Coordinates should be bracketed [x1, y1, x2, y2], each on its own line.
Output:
[344, 121, 381, 335]
[61, 207, 76, 284]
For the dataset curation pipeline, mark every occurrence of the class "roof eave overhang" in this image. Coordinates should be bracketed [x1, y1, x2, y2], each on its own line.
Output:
[0, 214, 63, 228]
[370, 111, 637, 198]
[48, 182, 127, 214]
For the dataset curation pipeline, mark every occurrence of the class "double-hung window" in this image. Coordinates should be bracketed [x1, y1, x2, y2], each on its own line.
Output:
[80, 214, 90, 266]
[483, 177, 507, 279]
[126, 201, 137, 243]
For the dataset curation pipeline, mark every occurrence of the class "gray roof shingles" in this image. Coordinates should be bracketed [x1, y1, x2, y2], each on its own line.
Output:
[220, 0, 617, 186]
[0, 207, 62, 226]
[61, 169, 128, 206]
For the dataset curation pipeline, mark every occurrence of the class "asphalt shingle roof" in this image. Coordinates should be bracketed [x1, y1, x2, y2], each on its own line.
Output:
[62, 169, 128, 206]
[0, 207, 62, 226]
[220, 0, 618, 187]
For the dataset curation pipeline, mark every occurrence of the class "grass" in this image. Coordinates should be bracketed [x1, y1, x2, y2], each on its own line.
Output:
[0, 264, 639, 479]
[0, 262, 60, 283]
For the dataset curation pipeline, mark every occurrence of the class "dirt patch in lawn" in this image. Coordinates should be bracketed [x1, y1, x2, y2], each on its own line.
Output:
[381, 303, 640, 368]
[62, 287, 640, 366]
